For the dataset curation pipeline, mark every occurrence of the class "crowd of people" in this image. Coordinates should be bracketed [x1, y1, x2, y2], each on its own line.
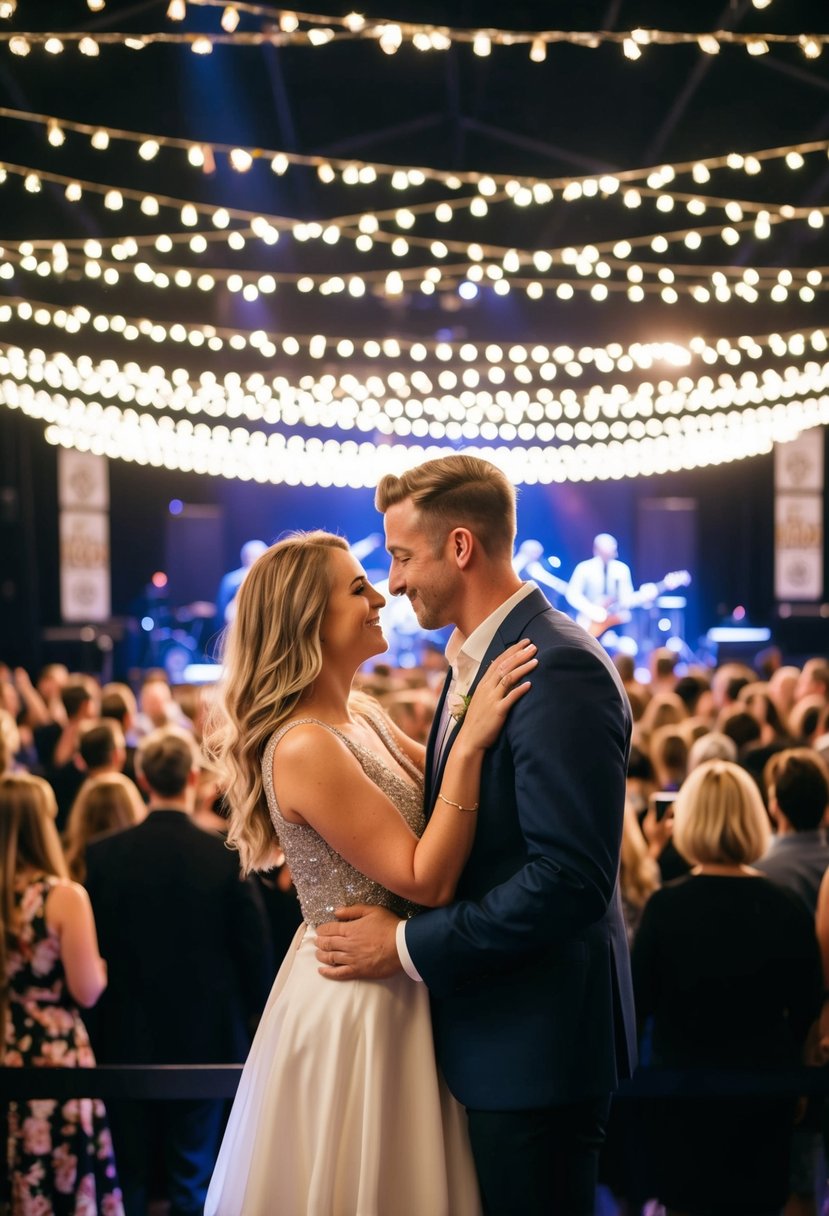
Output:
[2, 610, 829, 1213]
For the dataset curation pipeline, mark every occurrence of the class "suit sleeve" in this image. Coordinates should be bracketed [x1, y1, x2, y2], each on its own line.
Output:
[405, 642, 630, 996]
[226, 869, 275, 1020]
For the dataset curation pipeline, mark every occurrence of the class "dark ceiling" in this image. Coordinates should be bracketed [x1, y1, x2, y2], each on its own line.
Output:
[1, 0, 828, 348]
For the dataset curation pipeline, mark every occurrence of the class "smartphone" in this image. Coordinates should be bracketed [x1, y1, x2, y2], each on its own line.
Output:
[649, 791, 677, 821]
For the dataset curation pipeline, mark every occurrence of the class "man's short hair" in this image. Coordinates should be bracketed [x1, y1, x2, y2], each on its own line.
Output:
[136, 726, 200, 798]
[61, 680, 95, 719]
[375, 454, 516, 558]
[768, 748, 829, 832]
[79, 720, 124, 771]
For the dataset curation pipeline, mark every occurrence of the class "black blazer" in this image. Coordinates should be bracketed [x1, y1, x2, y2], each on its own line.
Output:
[85, 810, 274, 1065]
[407, 588, 637, 1109]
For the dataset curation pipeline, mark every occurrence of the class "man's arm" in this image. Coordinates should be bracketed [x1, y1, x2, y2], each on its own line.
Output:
[402, 643, 629, 996]
[318, 641, 629, 993]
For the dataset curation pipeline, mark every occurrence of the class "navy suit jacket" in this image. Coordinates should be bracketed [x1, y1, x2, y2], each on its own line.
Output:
[405, 587, 637, 1110]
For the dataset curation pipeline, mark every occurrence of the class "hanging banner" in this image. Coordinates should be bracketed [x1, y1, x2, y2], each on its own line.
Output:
[775, 492, 824, 601]
[60, 510, 111, 622]
[58, 449, 109, 511]
[57, 450, 111, 622]
[774, 429, 824, 603]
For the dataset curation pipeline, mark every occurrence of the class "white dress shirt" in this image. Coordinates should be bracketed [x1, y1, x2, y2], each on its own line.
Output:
[396, 581, 538, 982]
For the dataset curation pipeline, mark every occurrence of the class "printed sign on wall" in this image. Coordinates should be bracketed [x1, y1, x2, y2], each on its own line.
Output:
[774, 429, 824, 602]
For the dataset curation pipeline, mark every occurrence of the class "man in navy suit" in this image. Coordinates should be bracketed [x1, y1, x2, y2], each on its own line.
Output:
[316, 454, 636, 1215]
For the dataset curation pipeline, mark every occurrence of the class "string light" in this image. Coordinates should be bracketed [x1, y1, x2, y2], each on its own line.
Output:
[0, 22, 825, 61]
[4, 104, 829, 208]
[4, 373, 826, 486]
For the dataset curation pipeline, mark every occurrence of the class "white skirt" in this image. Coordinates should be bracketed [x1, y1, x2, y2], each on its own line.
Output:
[206, 925, 482, 1216]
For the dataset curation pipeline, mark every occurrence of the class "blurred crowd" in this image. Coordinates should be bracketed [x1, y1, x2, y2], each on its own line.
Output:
[2, 645, 829, 1214]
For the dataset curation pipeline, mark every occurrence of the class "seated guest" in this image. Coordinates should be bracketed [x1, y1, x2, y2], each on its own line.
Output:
[85, 726, 273, 1216]
[63, 772, 147, 881]
[632, 760, 821, 1216]
[755, 749, 829, 913]
[0, 773, 123, 1213]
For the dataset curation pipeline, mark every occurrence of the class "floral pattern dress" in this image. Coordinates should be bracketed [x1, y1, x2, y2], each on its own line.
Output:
[2, 875, 124, 1216]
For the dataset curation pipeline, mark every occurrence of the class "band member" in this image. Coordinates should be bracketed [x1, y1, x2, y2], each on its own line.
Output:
[567, 534, 637, 635]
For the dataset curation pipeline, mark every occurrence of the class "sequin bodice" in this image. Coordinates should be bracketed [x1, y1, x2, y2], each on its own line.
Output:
[262, 713, 425, 927]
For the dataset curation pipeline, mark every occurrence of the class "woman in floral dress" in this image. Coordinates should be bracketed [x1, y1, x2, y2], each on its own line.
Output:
[1, 773, 124, 1215]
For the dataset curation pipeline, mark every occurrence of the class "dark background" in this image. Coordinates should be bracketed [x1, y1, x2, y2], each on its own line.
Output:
[1, 0, 828, 673]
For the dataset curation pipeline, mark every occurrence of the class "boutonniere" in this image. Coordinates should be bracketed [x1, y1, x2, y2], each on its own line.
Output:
[446, 690, 472, 724]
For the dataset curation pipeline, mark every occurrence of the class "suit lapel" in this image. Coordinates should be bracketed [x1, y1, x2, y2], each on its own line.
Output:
[425, 587, 552, 815]
[425, 668, 453, 810]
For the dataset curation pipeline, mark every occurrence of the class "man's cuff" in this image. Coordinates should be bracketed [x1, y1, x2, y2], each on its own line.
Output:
[396, 918, 424, 983]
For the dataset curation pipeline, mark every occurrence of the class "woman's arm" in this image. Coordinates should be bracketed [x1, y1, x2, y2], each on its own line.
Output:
[275, 641, 536, 907]
[45, 881, 108, 1007]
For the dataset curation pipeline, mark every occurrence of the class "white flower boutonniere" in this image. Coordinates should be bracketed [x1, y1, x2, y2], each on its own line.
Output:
[447, 690, 472, 724]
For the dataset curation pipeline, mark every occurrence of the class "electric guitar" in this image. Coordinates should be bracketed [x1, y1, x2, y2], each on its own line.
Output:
[576, 570, 691, 638]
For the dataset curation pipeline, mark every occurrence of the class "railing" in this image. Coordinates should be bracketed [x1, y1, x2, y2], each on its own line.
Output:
[2, 1064, 829, 1101]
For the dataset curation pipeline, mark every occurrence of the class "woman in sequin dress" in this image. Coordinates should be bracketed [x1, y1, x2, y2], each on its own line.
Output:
[0, 773, 124, 1215]
[204, 532, 536, 1216]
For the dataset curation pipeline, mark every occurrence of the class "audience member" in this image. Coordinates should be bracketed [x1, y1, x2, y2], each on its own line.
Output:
[769, 665, 803, 720]
[85, 725, 274, 1216]
[795, 659, 829, 704]
[716, 704, 762, 755]
[648, 725, 688, 792]
[632, 760, 822, 1216]
[673, 672, 714, 720]
[0, 773, 123, 1213]
[687, 730, 738, 770]
[709, 661, 756, 713]
[738, 682, 792, 747]
[101, 681, 140, 782]
[0, 708, 21, 777]
[755, 749, 829, 912]
[637, 691, 687, 738]
[648, 647, 678, 694]
[790, 695, 828, 746]
[63, 772, 147, 882]
[134, 674, 194, 740]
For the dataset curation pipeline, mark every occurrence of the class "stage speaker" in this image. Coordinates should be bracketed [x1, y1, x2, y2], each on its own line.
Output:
[636, 497, 698, 643]
[164, 504, 225, 608]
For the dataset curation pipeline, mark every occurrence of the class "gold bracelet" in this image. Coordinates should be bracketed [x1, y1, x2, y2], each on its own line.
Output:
[437, 793, 479, 813]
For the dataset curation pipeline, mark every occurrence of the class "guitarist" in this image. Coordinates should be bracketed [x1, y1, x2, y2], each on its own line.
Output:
[567, 533, 642, 639]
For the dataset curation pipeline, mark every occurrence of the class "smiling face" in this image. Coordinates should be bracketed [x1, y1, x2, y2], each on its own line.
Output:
[319, 547, 388, 664]
[384, 498, 460, 631]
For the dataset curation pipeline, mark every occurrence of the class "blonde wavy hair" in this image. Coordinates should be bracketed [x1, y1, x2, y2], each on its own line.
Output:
[204, 531, 350, 874]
